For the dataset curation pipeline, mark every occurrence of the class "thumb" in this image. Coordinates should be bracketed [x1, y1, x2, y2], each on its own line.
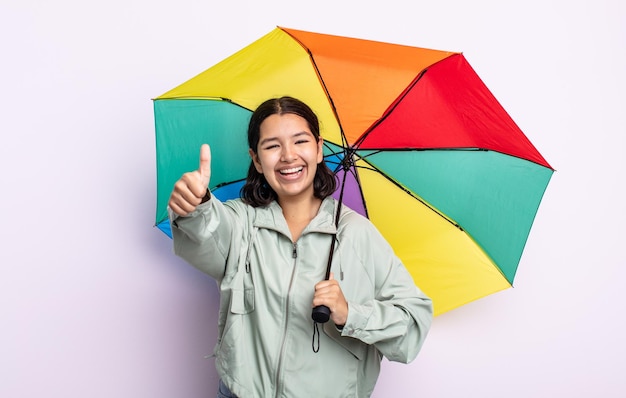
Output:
[328, 272, 335, 281]
[198, 144, 211, 189]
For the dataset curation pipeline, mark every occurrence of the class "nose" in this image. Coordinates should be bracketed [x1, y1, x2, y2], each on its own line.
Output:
[281, 144, 296, 162]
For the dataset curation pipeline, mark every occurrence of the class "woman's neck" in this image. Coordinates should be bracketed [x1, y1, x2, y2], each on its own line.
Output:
[279, 195, 323, 241]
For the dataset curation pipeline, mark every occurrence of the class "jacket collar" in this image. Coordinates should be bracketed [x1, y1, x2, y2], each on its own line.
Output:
[253, 197, 338, 237]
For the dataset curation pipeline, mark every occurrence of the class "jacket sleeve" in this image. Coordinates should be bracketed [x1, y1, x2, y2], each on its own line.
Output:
[338, 214, 434, 364]
[168, 198, 242, 282]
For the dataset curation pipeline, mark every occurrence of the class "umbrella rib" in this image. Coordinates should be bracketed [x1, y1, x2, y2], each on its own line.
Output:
[352, 68, 430, 149]
[358, 147, 553, 170]
[282, 28, 350, 150]
[357, 148, 493, 159]
[213, 178, 247, 189]
[381, 169, 462, 230]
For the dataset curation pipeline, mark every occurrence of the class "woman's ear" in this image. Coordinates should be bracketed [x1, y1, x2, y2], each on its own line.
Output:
[249, 148, 263, 173]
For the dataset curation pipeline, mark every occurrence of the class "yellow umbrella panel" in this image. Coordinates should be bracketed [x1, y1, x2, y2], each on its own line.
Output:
[357, 160, 511, 316]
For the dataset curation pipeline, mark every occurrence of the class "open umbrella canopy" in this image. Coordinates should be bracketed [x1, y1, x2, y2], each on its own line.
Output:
[153, 26, 553, 316]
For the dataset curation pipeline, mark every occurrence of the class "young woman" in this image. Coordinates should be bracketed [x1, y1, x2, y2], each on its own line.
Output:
[168, 96, 433, 398]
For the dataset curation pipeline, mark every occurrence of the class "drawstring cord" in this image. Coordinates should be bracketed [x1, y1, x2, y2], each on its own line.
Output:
[312, 322, 320, 353]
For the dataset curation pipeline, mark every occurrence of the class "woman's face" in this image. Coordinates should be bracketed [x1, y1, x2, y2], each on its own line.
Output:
[250, 113, 323, 203]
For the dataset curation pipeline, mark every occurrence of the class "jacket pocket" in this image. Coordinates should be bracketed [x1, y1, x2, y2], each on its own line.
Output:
[322, 322, 367, 361]
[230, 287, 255, 314]
[229, 227, 257, 315]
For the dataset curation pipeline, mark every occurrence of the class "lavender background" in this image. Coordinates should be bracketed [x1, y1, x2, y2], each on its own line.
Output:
[2, 0, 625, 396]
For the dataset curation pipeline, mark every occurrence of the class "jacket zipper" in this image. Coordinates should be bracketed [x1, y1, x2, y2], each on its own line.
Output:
[274, 242, 298, 398]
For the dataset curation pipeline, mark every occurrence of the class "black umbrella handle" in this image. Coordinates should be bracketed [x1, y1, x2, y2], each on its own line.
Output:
[311, 304, 331, 323]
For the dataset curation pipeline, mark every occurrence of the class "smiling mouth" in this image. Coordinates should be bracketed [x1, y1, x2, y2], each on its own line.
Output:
[279, 166, 303, 175]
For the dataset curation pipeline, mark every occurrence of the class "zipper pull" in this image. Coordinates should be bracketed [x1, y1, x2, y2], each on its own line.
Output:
[292, 243, 298, 258]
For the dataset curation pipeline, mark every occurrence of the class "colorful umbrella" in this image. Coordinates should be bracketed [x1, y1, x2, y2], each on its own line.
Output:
[153, 27, 553, 316]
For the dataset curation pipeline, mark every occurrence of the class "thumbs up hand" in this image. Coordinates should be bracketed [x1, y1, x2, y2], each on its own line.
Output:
[197, 143, 212, 189]
[168, 144, 212, 216]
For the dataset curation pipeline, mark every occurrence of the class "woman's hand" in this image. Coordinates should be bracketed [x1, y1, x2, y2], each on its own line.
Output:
[313, 273, 348, 327]
[168, 144, 212, 216]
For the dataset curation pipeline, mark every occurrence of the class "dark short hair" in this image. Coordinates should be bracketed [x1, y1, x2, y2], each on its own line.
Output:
[241, 96, 337, 207]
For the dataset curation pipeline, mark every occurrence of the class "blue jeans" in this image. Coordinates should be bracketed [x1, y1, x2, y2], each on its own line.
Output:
[217, 379, 237, 398]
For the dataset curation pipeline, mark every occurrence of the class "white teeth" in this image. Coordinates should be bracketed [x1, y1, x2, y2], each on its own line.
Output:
[279, 167, 303, 174]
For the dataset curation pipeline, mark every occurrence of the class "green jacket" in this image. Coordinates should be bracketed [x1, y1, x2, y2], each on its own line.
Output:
[170, 196, 433, 398]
